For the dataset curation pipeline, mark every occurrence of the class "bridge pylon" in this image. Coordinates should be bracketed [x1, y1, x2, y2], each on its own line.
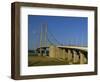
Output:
[39, 23, 48, 56]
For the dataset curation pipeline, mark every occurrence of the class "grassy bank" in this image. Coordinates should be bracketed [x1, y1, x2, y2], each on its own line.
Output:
[28, 55, 69, 66]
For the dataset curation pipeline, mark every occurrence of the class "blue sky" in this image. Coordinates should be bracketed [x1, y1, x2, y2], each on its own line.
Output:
[28, 15, 88, 50]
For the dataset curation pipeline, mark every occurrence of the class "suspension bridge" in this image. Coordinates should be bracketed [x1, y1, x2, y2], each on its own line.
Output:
[28, 23, 88, 65]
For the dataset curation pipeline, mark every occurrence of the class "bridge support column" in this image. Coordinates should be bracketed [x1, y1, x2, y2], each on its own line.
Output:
[49, 45, 56, 58]
[79, 51, 87, 64]
[38, 49, 43, 56]
[67, 49, 73, 64]
[55, 47, 60, 58]
[72, 50, 79, 64]
[44, 48, 48, 56]
[59, 48, 63, 58]
[62, 49, 67, 59]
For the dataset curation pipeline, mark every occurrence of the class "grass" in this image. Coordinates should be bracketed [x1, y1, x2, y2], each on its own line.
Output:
[28, 53, 87, 66]
[28, 55, 69, 66]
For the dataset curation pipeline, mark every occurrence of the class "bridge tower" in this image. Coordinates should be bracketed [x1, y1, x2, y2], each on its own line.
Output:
[40, 23, 48, 56]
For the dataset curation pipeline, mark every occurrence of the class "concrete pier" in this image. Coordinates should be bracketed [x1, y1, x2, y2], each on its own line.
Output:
[67, 49, 73, 64]
[49, 45, 56, 58]
[79, 51, 87, 64]
[73, 50, 79, 64]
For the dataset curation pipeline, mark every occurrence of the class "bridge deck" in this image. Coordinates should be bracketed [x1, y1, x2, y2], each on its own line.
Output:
[37, 46, 87, 52]
[58, 46, 87, 51]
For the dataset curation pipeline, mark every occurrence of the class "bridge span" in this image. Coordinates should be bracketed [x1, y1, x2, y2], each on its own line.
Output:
[36, 45, 88, 64]
[30, 23, 88, 65]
